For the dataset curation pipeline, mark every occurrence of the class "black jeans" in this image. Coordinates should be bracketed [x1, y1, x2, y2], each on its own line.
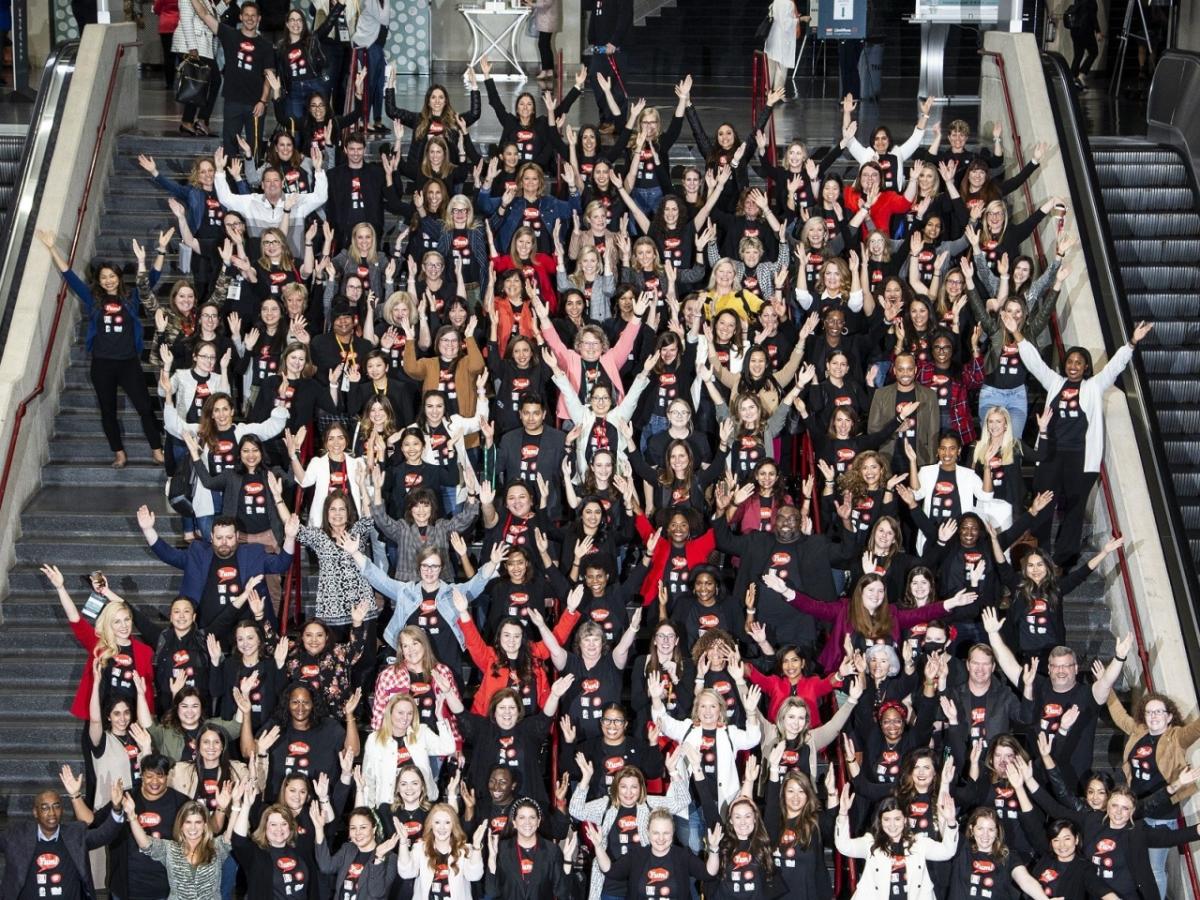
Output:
[222, 98, 263, 157]
[1070, 27, 1099, 78]
[181, 55, 221, 125]
[90, 356, 162, 453]
[159, 33, 176, 89]
[1032, 446, 1097, 567]
[537, 31, 554, 71]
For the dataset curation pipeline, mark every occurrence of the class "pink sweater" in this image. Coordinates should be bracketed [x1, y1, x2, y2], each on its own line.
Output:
[541, 317, 642, 422]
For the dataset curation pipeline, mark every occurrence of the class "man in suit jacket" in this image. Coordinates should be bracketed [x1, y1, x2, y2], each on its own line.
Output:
[0, 788, 125, 900]
[496, 393, 567, 520]
[868, 352, 939, 471]
[137, 507, 297, 632]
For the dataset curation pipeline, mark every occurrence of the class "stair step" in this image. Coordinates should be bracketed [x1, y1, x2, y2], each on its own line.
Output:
[1163, 440, 1200, 467]
[41, 462, 163, 487]
[13, 535, 160, 567]
[1100, 186, 1196, 211]
[1105, 212, 1200, 239]
[1124, 291, 1200, 317]
[1112, 239, 1200, 266]
[1093, 162, 1189, 188]
[1146, 378, 1200, 405]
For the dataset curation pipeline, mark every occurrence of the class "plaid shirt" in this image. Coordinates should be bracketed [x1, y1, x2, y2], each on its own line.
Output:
[370, 661, 464, 751]
[916, 356, 986, 444]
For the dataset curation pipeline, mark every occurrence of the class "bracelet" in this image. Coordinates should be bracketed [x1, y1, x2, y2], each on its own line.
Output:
[231, 805, 242, 812]
[68, 792, 82, 800]
[1116, 655, 1127, 662]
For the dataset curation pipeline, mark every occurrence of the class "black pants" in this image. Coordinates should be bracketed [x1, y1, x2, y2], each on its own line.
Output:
[222, 99, 263, 157]
[1032, 447, 1097, 567]
[537, 31, 554, 71]
[90, 356, 162, 453]
[1070, 28, 1099, 78]
[160, 33, 176, 89]
[181, 56, 221, 125]
[319, 39, 349, 115]
[69, 0, 96, 30]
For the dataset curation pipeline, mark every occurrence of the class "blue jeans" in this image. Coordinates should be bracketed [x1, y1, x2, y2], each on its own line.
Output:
[978, 383, 1028, 440]
[873, 359, 891, 387]
[630, 186, 663, 220]
[640, 415, 668, 453]
[1145, 816, 1177, 900]
[285, 75, 325, 124]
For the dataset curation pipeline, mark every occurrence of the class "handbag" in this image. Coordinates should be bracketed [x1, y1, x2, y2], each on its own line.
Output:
[166, 458, 199, 517]
[755, 4, 774, 40]
[175, 55, 211, 106]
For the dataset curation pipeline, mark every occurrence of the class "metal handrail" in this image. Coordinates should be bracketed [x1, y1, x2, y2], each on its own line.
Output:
[982, 45, 1200, 898]
[0, 40, 136, 525]
[0, 42, 79, 347]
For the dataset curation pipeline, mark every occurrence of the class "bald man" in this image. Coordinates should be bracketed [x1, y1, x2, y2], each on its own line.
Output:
[0, 787, 125, 899]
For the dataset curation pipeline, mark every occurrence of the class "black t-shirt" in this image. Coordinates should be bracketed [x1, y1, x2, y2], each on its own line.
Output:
[606, 804, 644, 860]
[563, 654, 623, 738]
[406, 589, 462, 673]
[581, 591, 629, 646]
[269, 844, 310, 899]
[989, 340, 1026, 389]
[1089, 826, 1136, 896]
[207, 428, 238, 478]
[515, 431, 543, 483]
[100, 643, 138, 711]
[714, 840, 769, 898]
[200, 553, 242, 628]
[117, 790, 189, 900]
[218, 23, 274, 104]
[338, 849, 373, 900]
[237, 472, 272, 535]
[281, 38, 316, 81]
[1129, 731, 1166, 798]
[605, 845, 705, 900]
[188, 372, 214, 424]
[928, 468, 961, 521]
[21, 834, 82, 900]
[1050, 380, 1088, 450]
[93, 295, 137, 360]
[267, 720, 346, 796]
[963, 849, 1016, 899]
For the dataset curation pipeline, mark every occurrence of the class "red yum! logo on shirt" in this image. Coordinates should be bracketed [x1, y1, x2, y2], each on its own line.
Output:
[647, 868, 669, 884]
[36, 854, 59, 872]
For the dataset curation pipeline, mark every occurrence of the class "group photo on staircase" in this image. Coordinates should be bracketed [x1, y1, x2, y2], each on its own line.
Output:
[0, 0, 1200, 896]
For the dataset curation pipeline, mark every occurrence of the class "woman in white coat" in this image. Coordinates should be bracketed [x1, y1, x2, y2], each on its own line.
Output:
[172, 0, 223, 134]
[286, 422, 367, 527]
[763, 0, 803, 91]
[549, 349, 654, 472]
[1011, 314, 1152, 568]
[396, 803, 485, 899]
[834, 787, 959, 899]
[361, 687, 458, 806]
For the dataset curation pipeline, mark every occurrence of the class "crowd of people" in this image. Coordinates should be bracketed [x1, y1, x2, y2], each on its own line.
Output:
[6, 4, 1200, 896]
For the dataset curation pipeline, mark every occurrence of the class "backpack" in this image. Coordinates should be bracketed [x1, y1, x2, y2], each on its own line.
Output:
[1062, 4, 1078, 29]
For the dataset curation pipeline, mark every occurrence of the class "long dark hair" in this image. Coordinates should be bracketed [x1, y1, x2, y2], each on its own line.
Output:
[488, 616, 535, 685]
[718, 797, 775, 877]
[870, 796, 915, 854]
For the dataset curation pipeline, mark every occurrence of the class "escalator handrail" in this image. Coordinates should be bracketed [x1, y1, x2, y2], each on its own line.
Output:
[0, 40, 140, 524]
[0, 41, 79, 346]
[1040, 50, 1200, 688]
[980, 47, 1193, 693]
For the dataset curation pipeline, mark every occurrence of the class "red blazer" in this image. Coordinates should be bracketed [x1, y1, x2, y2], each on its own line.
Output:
[69, 618, 155, 721]
[492, 253, 559, 314]
[843, 186, 913, 237]
[745, 665, 838, 724]
[462, 609, 581, 714]
[634, 514, 717, 607]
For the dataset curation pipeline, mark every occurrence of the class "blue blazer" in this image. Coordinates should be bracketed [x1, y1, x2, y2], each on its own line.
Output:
[150, 537, 291, 626]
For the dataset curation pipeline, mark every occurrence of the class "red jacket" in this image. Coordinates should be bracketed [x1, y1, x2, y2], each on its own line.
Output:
[462, 609, 581, 714]
[745, 664, 838, 725]
[69, 618, 155, 721]
[492, 253, 558, 314]
[843, 186, 912, 237]
[152, 0, 179, 32]
[492, 297, 537, 358]
[634, 514, 718, 607]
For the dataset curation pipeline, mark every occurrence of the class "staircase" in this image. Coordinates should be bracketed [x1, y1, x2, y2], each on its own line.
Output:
[1089, 139, 1200, 569]
[0, 132, 210, 818]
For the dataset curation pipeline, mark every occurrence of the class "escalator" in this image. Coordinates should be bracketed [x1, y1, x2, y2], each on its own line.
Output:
[0, 135, 25, 229]
[1040, 51, 1200, 671]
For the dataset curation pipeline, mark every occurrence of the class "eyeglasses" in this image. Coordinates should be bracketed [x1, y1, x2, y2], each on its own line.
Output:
[601, 717, 626, 725]
[420, 562, 443, 571]
[200, 312, 219, 320]
[196, 353, 217, 361]
[262, 239, 282, 246]
[1145, 708, 1170, 717]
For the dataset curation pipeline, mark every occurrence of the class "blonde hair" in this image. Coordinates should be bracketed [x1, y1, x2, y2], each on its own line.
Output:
[421, 803, 470, 874]
[93, 601, 134, 669]
[256, 227, 296, 272]
[569, 247, 603, 290]
[348, 223, 379, 266]
[250, 804, 297, 849]
[972, 407, 1016, 467]
[172, 802, 218, 867]
[383, 291, 418, 329]
[690, 688, 730, 727]
[442, 194, 477, 230]
[374, 693, 421, 748]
